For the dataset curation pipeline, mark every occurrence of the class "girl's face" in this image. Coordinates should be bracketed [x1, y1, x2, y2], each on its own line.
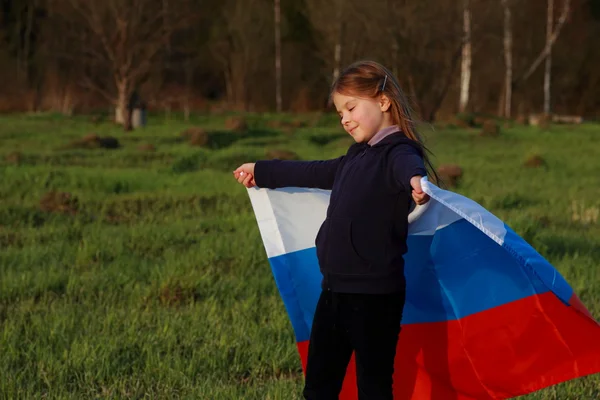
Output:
[332, 92, 392, 143]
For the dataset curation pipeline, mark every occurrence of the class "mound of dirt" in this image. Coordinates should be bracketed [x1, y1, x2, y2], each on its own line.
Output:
[480, 120, 501, 137]
[68, 134, 120, 149]
[225, 116, 248, 133]
[40, 191, 79, 215]
[181, 127, 210, 147]
[137, 143, 157, 152]
[524, 154, 546, 168]
[157, 283, 200, 306]
[5, 151, 23, 165]
[437, 164, 463, 187]
[265, 149, 300, 160]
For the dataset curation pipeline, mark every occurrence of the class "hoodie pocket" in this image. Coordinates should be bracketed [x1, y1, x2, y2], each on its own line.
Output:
[350, 218, 390, 268]
[319, 217, 389, 275]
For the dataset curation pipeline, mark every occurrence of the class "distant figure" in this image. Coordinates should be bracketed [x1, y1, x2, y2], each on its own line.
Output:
[125, 89, 146, 130]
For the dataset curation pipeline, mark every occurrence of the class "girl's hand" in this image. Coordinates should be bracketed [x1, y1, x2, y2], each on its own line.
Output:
[410, 175, 430, 205]
[233, 163, 256, 188]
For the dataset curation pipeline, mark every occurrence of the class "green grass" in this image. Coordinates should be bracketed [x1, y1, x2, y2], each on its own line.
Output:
[1, 113, 599, 399]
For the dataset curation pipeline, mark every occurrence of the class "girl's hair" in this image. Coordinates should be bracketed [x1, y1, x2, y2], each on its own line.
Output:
[330, 60, 440, 185]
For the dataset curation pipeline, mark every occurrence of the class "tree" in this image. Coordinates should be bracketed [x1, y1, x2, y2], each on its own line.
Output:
[513, 0, 571, 88]
[305, 0, 345, 84]
[459, 0, 472, 113]
[501, 0, 513, 118]
[394, 0, 463, 121]
[53, 0, 196, 125]
[210, 0, 273, 110]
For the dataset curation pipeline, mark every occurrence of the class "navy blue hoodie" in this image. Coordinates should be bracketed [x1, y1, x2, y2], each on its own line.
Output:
[254, 132, 427, 294]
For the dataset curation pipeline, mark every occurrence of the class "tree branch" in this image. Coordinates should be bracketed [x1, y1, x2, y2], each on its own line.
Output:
[79, 76, 114, 103]
[514, 0, 571, 87]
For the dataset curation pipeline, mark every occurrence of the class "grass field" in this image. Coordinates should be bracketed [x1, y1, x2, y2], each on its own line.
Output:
[1, 113, 599, 399]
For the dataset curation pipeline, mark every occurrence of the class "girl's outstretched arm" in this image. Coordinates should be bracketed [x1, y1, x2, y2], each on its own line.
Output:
[234, 157, 344, 190]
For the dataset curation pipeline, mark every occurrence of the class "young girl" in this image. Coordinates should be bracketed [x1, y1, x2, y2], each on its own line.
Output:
[233, 60, 436, 399]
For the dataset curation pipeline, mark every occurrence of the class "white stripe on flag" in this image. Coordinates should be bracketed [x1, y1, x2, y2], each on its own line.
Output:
[248, 187, 329, 258]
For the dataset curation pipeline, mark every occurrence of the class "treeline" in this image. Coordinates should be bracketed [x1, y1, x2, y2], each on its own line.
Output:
[0, 0, 599, 121]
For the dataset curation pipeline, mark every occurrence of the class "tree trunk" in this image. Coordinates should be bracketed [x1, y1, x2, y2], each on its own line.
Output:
[514, 0, 570, 87]
[274, 0, 282, 112]
[115, 79, 129, 126]
[332, 0, 343, 83]
[459, 0, 472, 113]
[184, 58, 193, 121]
[501, 0, 513, 118]
[23, 0, 36, 87]
[544, 0, 554, 115]
[15, 4, 23, 84]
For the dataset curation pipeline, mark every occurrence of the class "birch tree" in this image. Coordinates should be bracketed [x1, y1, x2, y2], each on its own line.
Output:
[513, 0, 571, 87]
[459, 0, 472, 113]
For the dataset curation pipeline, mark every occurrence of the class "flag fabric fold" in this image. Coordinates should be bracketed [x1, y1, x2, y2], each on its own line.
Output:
[247, 177, 600, 399]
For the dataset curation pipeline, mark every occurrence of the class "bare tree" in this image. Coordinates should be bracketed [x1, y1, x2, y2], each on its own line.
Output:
[459, 0, 472, 113]
[211, 0, 273, 110]
[397, 0, 463, 121]
[501, 0, 513, 118]
[53, 0, 196, 126]
[513, 0, 571, 87]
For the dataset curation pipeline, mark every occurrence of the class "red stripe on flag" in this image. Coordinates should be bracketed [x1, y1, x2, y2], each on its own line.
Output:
[296, 292, 600, 399]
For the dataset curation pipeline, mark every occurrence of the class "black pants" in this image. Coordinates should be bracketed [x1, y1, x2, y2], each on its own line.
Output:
[303, 290, 405, 400]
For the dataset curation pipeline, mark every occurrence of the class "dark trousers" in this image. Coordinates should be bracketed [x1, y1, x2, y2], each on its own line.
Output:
[303, 290, 405, 400]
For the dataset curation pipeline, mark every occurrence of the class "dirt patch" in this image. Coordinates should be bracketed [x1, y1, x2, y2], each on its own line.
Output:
[265, 149, 299, 160]
[40, 191, 79, 215]
[225, 116, 248, 133]
[480, 120, 501, 137]
[524, 154, 546, 168]
[515, 115, 529, 125]
[137, 143, 156, 152]
[5, 151, 23, 165]
[529, 114, 551, 129]
[157, 282, 202, 306]
[437, 164, 463, 187]
[267, 119, 307, 133]
[67, 134, 120, 149]
[181, 127, 210, 147]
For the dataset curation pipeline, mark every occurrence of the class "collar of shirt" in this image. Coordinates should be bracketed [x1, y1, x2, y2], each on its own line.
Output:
[367, 125, 401, 147]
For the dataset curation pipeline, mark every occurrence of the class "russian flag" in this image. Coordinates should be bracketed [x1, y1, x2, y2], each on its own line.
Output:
[247, 177, 600, 399]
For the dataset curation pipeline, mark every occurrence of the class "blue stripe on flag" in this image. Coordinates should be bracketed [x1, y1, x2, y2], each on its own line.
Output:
[404, 218, 551, 323]
[267, 218, 570, 341]
[268, 248, 322, 342]
[501, 225, 573, 305]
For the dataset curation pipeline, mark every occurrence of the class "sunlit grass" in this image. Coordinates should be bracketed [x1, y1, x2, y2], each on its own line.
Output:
[1, 113, 599, 398]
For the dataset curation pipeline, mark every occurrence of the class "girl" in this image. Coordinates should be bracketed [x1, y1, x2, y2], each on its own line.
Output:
[233, 60, 436, 399]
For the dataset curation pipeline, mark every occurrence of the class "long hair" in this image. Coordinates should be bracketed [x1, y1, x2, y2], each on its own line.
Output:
[330, 60, 440, 185]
